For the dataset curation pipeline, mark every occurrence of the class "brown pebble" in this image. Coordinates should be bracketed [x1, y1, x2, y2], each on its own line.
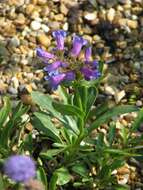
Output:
[127, 20, 138, 29]
[60, 3, 69, 15]
[21, 94, 35, 106]
[117, 166, 130, 175]
[37, 34, 51, 47]
[25, 4, 35, 15]
[14, 13, 26, 26]
[25, 122, 33, 131]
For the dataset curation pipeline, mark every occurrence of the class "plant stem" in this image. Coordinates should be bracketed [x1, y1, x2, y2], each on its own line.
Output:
[64, 118, 85, 164]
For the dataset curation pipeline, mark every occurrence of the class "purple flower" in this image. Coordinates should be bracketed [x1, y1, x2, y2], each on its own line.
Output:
[92, 60, 98, 68]
[64, 71, 75, 81]
[44, 61, 68, 73]
[36, 48, 55, 60]
[71, 35, 87, 56]
[81, 67, 101, 81]
[45, 73, 66, 90]
[4, 155, 36, 183]
[52, 30, 67, 50]
[85, 47, 92, 62]
[44, 61, 62, 72]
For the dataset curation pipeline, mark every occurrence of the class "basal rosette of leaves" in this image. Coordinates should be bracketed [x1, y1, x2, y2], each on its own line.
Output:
[29, 31, 143, 190]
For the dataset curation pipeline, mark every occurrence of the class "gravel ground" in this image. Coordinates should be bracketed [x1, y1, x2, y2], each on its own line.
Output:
[0, 0, 143, 188]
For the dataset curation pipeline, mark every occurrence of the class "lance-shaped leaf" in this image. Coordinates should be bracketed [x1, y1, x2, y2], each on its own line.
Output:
[88, 105, 138, 134]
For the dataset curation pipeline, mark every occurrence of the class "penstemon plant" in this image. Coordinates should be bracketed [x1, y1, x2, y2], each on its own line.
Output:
[31, 30, 141, 190]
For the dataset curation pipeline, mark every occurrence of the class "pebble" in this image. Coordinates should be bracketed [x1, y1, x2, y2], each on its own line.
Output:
[114, 90, 126, 103]
[84, 12, 97, 21]
[107, 8, 115, 22]
[37, 33, 50, 47]
[63, 22, 69, 31]
[25, 4, 35, 15]
[117, 174, 129, 185]
[41, 24, 50, 33]
[9, 37, 20, 47]
[37, 0, 47, 5]
[14, 14, 26, 26]
[30, 20, 41, 31]
[21, 94, 35, 105]
[11, 77, 19, 89]
[127, 20, 138, 29]
[104, 85, 116, 95]
[21, 58, 29, 65]
[8, 86, 18, 95]
[60, 3, 69, 15]
[136, 100, 142, 107]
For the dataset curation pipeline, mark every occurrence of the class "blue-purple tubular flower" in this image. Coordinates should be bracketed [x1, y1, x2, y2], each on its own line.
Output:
[92, 60, 98, 68]
[81, 67, 101, 80]
[36, 30, 102, 90]
[64, 71, 75, 81]
[36, 47, 54, 59]
[52, 30, 67, 50]
[4, 155, 36, 183]
[49, 73, 66, 90]
[44, 61, 62, 72]
[71, 35, 87, 56]
[85, 46, 92, 62]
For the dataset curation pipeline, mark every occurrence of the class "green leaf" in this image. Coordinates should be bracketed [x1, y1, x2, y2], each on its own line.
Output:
[56, 167, 71, 186]
[0, 102, 29, 148]
[88, 105, 138, 134]
[40, 149, 64, 159]
[86, 87, 98, 117]
[31, 91, 60, 118]
[131, 108, 143, 132]
[37, 167, 48, 190]
[94, 101, 114, 118]
[114, 184, 130, 190]
[12, 102, 29, 121]
[49, 173, 58, 190]
[57, 86, 68, 104]
[0, 97, 11, 128]
[104, 148, 140, 157]
[33, 112, 61, 142]
[63, 116, 79, 134]
[119, 127, 129, 145]
[108, 124, 116, 146]
[98, 165, 110, 179]
[72, 163, 88, 177]
[52, 101, 85, 119]
[0, 174, 4, 190]
[110, 160, 125, 171]
[31, 91, 70, 125]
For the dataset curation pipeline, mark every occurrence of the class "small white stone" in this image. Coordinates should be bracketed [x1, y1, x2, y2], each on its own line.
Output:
[27, 73, 34, 79]
[11, 77, 19, 89]
[41, 24, 50, 33]
[84, 12, 97, 21]
[30, 20, 41, 30]
[107, 8, 115, 22]
[136, 100, 142, 106]
[118, 174, 129, 185]
[63, 22, 69, 31]
[21, 58, 29, 65]
[10, 37, 20, 47]
[114, 90, 126, 103]
[104, 85, 116, 95]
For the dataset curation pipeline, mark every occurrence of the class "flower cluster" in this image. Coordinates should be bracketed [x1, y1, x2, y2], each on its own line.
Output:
[4, 155, 36, 183]
[36, 30, 101, 90]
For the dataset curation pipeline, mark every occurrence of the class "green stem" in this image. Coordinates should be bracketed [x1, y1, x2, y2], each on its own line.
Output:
[64, 118, 85, 164]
